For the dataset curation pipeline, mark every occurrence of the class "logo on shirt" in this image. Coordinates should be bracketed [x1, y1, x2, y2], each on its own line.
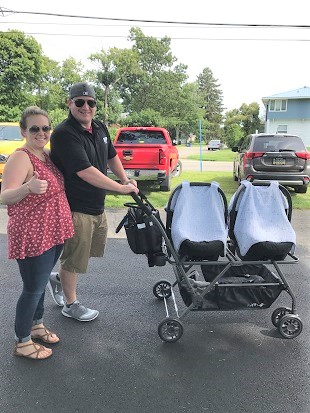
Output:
[102, 136, 108, 144]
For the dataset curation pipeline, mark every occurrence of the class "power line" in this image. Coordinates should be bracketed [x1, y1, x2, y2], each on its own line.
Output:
[2, 20, 310, 33]
[1, 31, 310, 42]
[1, 6, 310, 29]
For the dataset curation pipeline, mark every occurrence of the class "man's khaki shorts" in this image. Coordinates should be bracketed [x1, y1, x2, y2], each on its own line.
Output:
[60, 211, 108, 274]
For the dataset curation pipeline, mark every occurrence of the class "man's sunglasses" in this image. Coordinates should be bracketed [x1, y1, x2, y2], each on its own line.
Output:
[73, 99, 97, 108]
[29, 125, 52, 134]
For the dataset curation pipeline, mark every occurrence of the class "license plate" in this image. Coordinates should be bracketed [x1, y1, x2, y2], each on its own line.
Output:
[272, 158, 286, 165]
[125, 170, 134, 177]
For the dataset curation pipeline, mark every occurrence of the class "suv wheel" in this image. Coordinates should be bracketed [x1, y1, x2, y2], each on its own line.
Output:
[295, 185, 307, 194]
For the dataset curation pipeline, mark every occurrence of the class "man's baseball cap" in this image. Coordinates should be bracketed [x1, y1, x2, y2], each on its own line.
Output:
[69, 82, 96, 99]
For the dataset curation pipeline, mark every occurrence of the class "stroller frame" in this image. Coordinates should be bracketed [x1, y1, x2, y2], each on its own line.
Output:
[126, 183, 302, 343]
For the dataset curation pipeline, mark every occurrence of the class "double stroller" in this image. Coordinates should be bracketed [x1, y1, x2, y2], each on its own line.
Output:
[117, 180, 302, 343]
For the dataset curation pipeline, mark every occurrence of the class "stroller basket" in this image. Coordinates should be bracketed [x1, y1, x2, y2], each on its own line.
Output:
[180, 264, 283, 310]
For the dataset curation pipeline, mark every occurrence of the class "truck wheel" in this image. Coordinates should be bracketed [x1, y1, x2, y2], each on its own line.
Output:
[295, 185, 307, 194]
[171, 161, 182, 178]
[160, 173, 171, 192]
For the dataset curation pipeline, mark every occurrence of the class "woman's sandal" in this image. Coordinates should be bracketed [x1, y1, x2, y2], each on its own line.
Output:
[31, 325, 60, 344]
[14, 342, 52, 360]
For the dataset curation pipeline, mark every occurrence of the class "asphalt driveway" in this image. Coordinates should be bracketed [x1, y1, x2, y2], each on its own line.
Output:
[0, 148, 309, 413]
[0, 205, 310, 413]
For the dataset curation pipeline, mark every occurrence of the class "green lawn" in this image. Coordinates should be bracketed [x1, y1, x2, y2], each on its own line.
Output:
[106, 171, 310, 209]
[187, 148, 236, 162]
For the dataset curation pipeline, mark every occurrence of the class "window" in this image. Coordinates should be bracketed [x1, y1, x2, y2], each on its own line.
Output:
[117, 131, 166, 144]
[269, 100, 287, 112]
[253, 135, 306, 152]
[0, 125, 23, 141]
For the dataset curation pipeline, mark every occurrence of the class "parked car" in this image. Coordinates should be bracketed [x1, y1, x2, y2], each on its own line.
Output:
[232, 133, 310, 193]
[0, 122, 24, 183]
[207, 139, 222, 150]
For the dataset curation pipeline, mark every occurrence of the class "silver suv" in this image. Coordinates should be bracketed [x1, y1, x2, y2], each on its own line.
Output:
[232, 133, 310, 193]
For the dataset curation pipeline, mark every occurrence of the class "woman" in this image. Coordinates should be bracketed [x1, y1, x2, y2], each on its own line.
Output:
[0, 106, 74, 360]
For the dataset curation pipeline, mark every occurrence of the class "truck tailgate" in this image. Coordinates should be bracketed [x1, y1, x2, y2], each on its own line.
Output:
[115, 145, 161, 167]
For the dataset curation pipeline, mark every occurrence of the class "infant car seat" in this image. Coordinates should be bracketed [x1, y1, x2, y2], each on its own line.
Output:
[228, 181, 296, 261]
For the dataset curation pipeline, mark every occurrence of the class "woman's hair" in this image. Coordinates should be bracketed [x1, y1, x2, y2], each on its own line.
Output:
[19, 106, 50, 130]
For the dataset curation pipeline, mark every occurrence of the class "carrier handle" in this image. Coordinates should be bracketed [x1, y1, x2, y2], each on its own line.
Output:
[115, 214, 128, 233]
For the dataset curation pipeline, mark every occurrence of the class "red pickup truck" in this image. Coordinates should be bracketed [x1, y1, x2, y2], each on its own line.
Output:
[111, 126, 182, 191]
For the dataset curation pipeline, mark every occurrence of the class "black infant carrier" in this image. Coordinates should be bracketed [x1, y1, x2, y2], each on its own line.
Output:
[117, 181, 302, 343]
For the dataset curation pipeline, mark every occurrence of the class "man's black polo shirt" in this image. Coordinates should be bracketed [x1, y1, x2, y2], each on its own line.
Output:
[50, 113, 117, 215]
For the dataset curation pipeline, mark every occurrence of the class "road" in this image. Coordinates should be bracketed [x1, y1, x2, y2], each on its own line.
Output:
[178, 145, 233, 172]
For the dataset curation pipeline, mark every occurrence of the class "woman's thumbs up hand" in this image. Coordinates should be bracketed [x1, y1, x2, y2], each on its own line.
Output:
[27, 171, 48, 194]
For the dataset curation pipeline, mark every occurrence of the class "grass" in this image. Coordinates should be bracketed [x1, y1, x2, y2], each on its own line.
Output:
[187, 148, 236, 162]
[105, 171, 310, 209]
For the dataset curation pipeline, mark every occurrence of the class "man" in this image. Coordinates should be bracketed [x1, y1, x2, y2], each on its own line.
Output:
[47, 82, 138, 322]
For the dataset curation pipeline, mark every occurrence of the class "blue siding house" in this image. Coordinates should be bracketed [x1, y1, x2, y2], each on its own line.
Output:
[262, 86, 310, 146]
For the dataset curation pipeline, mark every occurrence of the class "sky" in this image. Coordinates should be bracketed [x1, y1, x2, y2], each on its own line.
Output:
[1, 0, 310, 111]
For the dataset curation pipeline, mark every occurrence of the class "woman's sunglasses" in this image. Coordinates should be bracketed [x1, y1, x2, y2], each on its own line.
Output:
[29, 125, 52, 134]
[72, 99, 97, 108]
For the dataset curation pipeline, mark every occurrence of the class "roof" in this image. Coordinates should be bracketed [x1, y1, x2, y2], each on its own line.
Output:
[262, 86, 310, 101]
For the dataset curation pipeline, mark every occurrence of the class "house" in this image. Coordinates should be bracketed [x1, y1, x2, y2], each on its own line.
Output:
[262, 86, 310, 146]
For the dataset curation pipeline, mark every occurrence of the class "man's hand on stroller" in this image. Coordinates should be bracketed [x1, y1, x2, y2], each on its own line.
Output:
[123, 178, 138, 187]
[122, 181, 139, 195]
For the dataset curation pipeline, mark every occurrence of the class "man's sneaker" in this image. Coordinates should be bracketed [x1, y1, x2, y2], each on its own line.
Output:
[47, 272, 64, 307]
[61, 300, 99, 322]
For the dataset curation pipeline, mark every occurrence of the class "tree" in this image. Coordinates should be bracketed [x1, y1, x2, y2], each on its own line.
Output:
[89, 50, 120, 123]
[88, 27, 198, 135]
[224, 102, 261, 146]
[196, 67, 224, 143]
[33, 57, 84, 125]
[120, 108, 164, 127]
[36, 57, 83, 111]
[0, 30, 44, 115]
[239, 102, 261, 136]
[120, 27, 195, 138]
[88, 47, 140, 123]
[0, 105, 21, 122]
[223, 123, 243, 148]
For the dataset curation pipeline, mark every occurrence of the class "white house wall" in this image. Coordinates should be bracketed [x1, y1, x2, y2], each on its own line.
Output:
[266, 119, 310, 146]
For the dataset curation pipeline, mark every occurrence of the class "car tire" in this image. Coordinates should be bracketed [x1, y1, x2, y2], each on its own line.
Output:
[295, 185, 307, 194]
[171, 160, 182, 178]
[160, 173, 171, 192]
[237, 170, 242, 185]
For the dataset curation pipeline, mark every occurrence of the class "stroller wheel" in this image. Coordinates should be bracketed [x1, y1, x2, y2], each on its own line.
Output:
[158, 318, 183, 343]
[277, 314, 303, 339]
[153, 280, 172, 299]
[271, 307, 291, 327]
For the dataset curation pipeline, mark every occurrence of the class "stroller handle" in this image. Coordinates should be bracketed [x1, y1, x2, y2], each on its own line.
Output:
[130, 191, 154, 216]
